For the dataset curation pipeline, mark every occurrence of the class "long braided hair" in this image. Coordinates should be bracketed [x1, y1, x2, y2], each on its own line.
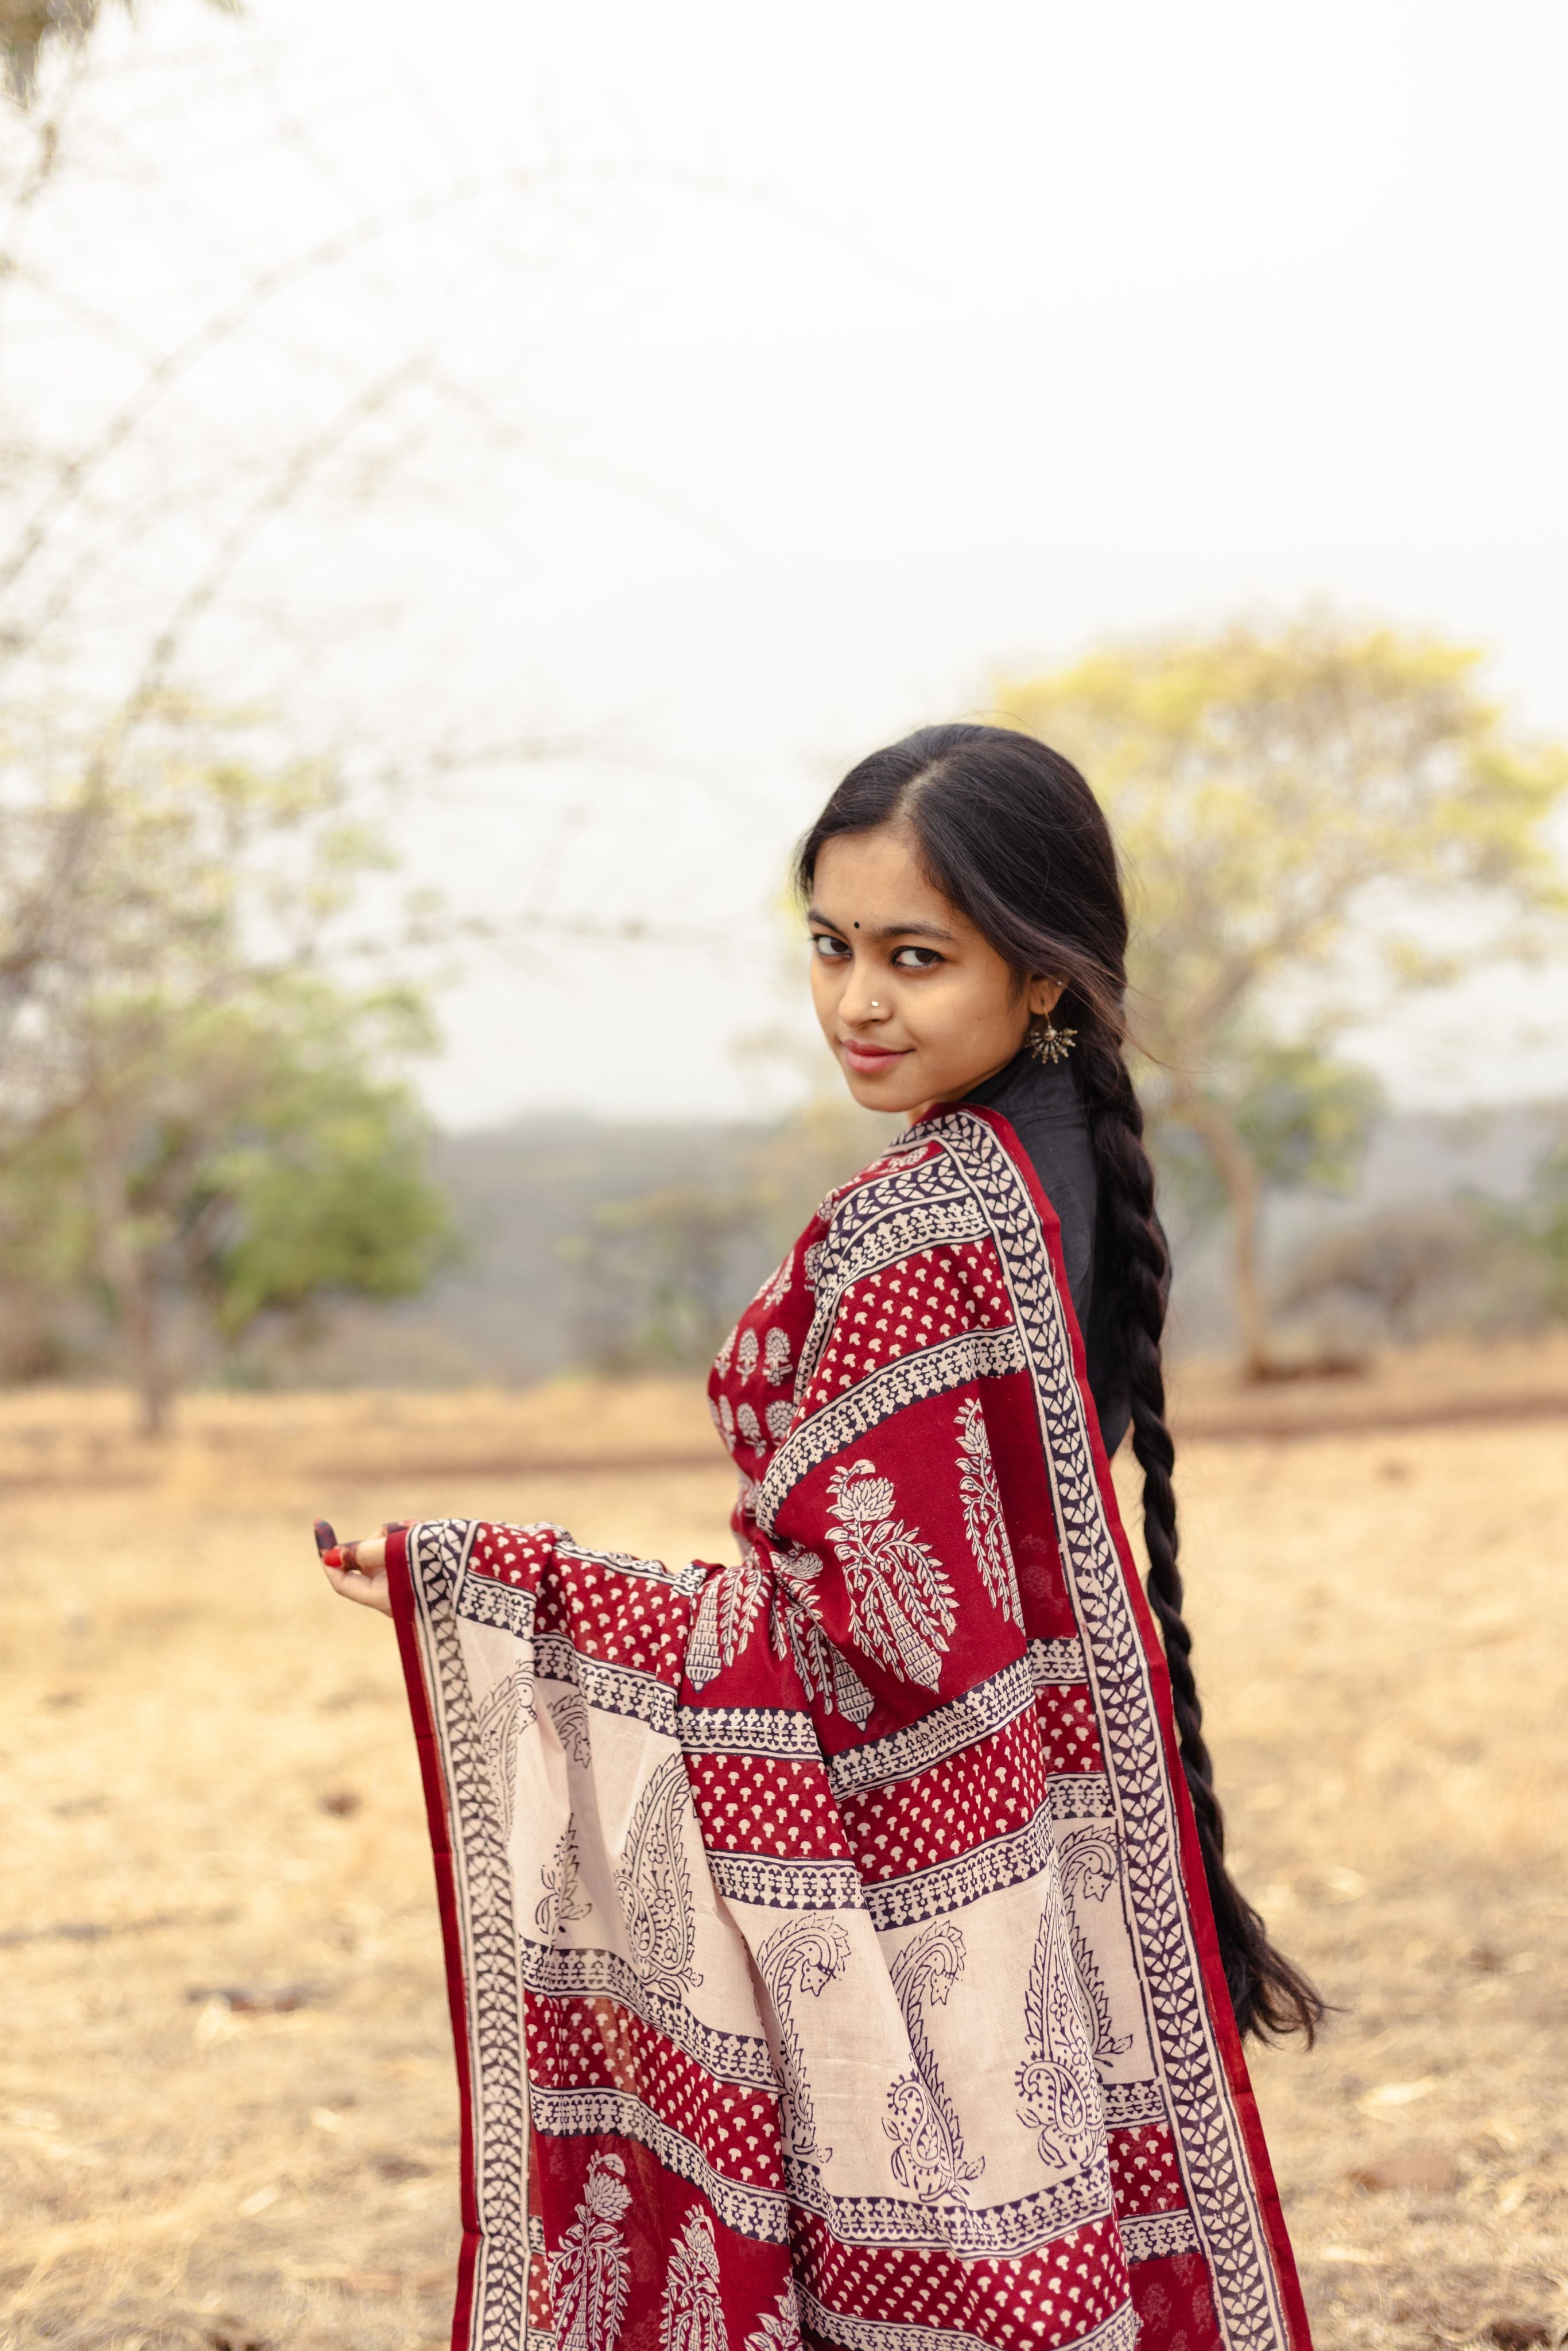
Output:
[797, 721, 1323, 2044]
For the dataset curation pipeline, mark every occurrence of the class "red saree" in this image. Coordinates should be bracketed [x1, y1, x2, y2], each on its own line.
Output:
[387, 1104, 1311, 2351]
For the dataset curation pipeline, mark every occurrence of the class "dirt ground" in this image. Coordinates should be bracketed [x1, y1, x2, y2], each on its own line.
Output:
[2, 1354, 1566, 2350]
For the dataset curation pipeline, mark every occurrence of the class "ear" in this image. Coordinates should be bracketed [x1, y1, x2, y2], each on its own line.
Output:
[1027, 976, 1066, 1019]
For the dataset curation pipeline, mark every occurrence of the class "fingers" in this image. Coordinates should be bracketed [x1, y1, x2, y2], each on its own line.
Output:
[314, 1520, 402, 1619]
[317, 1534, 389, 1573]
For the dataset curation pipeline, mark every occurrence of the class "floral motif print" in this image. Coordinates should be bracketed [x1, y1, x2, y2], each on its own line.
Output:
[535, 1818, 592, 1937]
[687, 1553, 769, 1690]
[824, 1457, 956, 1691]
[550, 2150, 632, 2350]
[659, 2206, 728, 2351]
[614, 1752, 703, 2001]
[754, 1250, 794, 1314]
[738, 1328, 760, 1378]
[744, 2285, 804, 2351]
[883, 1920, 985, 2202]
[770, 1546, 874, 1728]
[955, 1395, 1022, 1629]
[547, 1689, 592, 1769]
[756, 1912, 852, 2163]
[1058, 1826, 1134, 2065]
[765, 1399, 794, 1443]
[736, 1402, 763, 1448]
[473, 1662, 534, 1841]
[1015, 1892, 1104, 2173]
[763, 1327, 793, 1385]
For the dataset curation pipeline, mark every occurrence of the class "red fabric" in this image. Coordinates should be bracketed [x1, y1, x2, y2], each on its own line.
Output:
[389, 1105, 1311, 2351]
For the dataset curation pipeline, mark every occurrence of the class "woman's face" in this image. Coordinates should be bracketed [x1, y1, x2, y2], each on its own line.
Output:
[808, 825, 1064, 1116]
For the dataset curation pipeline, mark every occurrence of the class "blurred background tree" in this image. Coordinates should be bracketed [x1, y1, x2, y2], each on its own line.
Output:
[562, 1181, 760, 1374]
[560, 1093, 893, 1375]
[0, 704, 453, 1427]
[0, 4, 473, 1425]
[1001, 618, 1568, 1376]
[0, 0, 239, 106]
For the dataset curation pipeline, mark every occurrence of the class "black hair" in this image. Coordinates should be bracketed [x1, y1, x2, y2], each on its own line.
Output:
[797, 721, 1324, 2045]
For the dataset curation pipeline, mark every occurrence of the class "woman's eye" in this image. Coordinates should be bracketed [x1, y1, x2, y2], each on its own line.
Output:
[812, 934, 851, 960]
[890, 945, 941, 969]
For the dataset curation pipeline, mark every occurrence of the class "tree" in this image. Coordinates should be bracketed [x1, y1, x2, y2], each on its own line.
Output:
[1482, 1136, 1568, 1325]
[0, 2, 239, 107]
[1000, 618, 1568, 1375]
[564, 1181, 764, 1374]
[0, 704, 454, 1427]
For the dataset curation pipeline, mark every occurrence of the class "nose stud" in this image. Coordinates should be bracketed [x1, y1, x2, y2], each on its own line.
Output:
[870, 999, 882, 1008]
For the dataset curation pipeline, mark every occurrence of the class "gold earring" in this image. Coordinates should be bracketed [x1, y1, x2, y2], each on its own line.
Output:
[1025, 1014, 1076, 1065]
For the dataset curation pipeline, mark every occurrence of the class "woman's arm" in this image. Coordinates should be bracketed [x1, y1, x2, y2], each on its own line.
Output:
[314, 1519, 402, 1617]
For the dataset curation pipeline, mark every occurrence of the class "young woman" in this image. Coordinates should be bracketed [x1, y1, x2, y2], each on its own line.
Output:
[321, 724, 1320, 2351]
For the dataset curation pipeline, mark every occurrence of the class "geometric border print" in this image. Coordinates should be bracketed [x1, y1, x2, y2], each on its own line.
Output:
[394, 1518, 533, 2351]
[918, 1111, 1293, 2351]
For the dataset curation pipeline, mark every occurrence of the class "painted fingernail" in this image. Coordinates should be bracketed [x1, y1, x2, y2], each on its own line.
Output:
[314, 1520, 337, 1557]
[323, 1547, 343, 1568]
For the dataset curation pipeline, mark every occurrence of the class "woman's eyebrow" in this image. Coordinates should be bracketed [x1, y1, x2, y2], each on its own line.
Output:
[806, 907, 958, 944]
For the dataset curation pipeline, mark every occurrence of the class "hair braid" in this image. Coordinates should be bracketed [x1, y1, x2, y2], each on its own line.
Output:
[1079, 1027, 1325, 2044]
[799, 719, 1326, 2044]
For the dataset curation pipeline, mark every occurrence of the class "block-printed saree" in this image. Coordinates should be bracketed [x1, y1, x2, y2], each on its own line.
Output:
[386, 1105, 1311, 2351]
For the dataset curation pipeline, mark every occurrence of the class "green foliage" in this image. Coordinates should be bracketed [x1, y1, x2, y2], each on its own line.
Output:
[1233, 1044, 1384, 1194]
[564, 1182, 762, 1374]
[210, 1096, 452, 1339]
[999, 614, 1568, 1365]
[0, 980, 455, 1386]
[1532, 1152, 1568, 1317]
[0, 1120, 95, 1376]
[558, 1096, 895, 1377]
[1482, 1142, 1568, 1323]
[192, 1011, 456, 1343]
[0, 701, 453, 1422]
[1155, 1045, 1383, 1228]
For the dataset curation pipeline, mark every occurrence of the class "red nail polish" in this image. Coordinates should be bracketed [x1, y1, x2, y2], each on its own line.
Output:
[323, 1547, 343, 1568]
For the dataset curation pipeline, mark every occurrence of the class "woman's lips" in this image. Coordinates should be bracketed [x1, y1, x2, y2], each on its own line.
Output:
[841, 1038, 911, 1073]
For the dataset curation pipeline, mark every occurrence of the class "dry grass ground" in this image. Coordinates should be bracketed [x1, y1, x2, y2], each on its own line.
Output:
[2, 1351, 1566, 2350]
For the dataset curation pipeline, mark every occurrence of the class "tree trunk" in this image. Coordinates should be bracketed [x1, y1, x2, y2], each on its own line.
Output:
[125, 1262, 172, 1437]
[1176, 1088, 1274, 1380]
[81, 1115, 174, 1436]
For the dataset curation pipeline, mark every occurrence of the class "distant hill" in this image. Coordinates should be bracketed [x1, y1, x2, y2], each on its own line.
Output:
[1163, 1097, 1568, 1352]
[286, 1103, 892, 1387]
[278, 1096, 1567, 1386]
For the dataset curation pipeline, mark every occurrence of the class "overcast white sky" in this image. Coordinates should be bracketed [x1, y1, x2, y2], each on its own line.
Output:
[7, 0, 1567, 1124]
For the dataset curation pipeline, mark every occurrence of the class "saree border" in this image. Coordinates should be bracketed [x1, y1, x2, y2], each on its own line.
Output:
[390, 1518, 533, 2351]
[753, 1110, 1307, 2351]
[923, 1106, 1310, 2351]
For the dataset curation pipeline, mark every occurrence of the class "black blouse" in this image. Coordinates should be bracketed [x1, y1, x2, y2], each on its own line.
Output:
[962, 1049, 1136, 1457]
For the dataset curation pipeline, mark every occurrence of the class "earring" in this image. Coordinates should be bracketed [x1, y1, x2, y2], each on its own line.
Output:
[1026, 1014, 1076, 1066]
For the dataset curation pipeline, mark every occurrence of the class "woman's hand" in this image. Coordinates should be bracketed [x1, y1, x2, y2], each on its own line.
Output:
[314, 1520, 406, 1619]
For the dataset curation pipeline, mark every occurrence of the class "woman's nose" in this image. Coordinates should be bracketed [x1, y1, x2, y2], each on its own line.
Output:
[839, 968, 888, 1024]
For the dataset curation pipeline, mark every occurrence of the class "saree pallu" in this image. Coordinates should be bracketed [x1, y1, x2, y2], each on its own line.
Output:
[386, 1105, 1310, 2351]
